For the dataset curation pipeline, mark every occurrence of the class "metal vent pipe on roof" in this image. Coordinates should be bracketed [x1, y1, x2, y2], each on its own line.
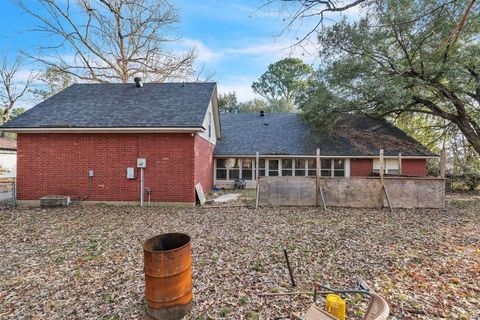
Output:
[260, 110, 265, 117]
[134, 77, 144, 88]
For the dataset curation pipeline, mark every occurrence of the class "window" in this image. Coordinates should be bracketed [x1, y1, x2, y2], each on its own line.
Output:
[216, 158, 256, 181]
[320, 159, 345, 177]
[216, 159, 227, 180]
[282, 159, 293, 176]
[259, 159, 266, 177]
[295, 159, 306, 176]
[242, 159, 253, 180]
[321, 159, 332, 177]
[373, 159, 399, 174]
[208, 111, 212, 138]
[268, 159, 279, 176]
[307, 159, 317, 176]
[333, 159, 345, 177]
[228, 158, 240, 179]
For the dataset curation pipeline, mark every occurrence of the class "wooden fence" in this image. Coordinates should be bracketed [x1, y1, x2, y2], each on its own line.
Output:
[257, 176, 445, 209]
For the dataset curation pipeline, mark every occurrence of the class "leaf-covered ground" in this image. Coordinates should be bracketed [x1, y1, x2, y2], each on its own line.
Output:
[1, 195, 479, 319]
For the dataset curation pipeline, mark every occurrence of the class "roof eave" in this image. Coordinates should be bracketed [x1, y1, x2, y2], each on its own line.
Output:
[3, 127, 204, 134]
[213, 153, 439, 159]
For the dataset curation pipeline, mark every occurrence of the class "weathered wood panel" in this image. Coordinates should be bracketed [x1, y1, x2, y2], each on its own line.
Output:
[322, 178, 383, 208]
[384, 178, 445, 208]
[258, 176, 445, 209]
[258, 176, 316, 206]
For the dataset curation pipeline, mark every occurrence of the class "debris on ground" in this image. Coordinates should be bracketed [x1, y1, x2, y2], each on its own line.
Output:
[213, 193, 241, 203]
[0, 194, 479, 319]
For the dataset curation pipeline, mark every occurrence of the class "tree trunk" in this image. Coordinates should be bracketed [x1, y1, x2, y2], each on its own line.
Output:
[455, 116, 480, 156]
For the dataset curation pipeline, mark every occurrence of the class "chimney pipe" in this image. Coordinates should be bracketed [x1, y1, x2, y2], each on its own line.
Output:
[134, 77, 143, 88]
[260, 110, 265, 117]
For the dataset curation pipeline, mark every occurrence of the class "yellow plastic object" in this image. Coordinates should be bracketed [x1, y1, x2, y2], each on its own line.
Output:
[325, 294, 346, 320]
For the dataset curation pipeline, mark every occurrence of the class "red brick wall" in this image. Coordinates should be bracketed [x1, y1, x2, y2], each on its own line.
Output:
[350, 158, 427, 177]
[194, 135, 215, 194]
[402, 159, 427, 176]
[350, 159, 373, 176]
[16, 133, 203, 203]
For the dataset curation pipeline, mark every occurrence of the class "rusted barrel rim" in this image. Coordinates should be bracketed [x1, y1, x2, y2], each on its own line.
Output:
[143, 233, 191, 253]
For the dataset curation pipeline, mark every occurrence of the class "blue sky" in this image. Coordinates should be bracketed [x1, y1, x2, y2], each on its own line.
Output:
[0, 0, 337, 102]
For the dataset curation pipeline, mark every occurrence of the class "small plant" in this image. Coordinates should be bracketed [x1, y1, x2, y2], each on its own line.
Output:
[51, 256, 65, 264]
[252, 260, 267, 273]
[246, 311, 259, 319]
[219, 308, 229, 317]
[238, 296, 248, 305]
[103, 293, 112, 302]
[270, 287, 279, 293]
[73, 268, 82, 277]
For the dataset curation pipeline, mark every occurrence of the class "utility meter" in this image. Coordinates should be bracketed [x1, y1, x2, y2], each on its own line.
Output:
[137, 158, 146, 168]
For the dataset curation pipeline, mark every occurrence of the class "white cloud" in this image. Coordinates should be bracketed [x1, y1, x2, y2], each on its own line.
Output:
[217, 76, 259, 102]
[222, 38, 321, 65]
[12, 69, 37, 82]
[181, 38, 222, 63]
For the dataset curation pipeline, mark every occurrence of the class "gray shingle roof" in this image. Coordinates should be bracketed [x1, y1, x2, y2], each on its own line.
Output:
[2, 82, 216, 128]
[214, 113, 435, 157]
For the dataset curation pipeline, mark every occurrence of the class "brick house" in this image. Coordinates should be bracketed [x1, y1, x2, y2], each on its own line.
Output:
[213, 113, 436, 188]
[2, 80, 435, 205]
[3, 81, 220, 206]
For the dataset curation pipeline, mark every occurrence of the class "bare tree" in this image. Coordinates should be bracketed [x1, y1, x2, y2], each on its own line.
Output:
[263, 0, 369, 44]
[0, 55, 36, 131]
[17, 0, 196, 83]
[32, 66, 74, 100]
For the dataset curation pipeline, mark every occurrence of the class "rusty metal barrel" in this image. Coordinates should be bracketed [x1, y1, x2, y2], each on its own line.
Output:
[144, 233, 193, 320]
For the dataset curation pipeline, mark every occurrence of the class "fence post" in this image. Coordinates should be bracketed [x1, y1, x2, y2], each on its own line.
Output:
[316, 148, 320, 207]
[440, 148, 446, 178]
[398, 152, 402, 175]
[12, 181, 16, 207]
[379, 149, 385, 186]
[379, 149, 385, 209]
[255, 151, 260, 209]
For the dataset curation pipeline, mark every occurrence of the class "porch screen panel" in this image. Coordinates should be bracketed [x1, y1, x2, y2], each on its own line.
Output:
[216, 159, 227, 180]
[242, 159, 254, 180]
[282, 159, 293, 176]
[333, 159, 345, 177]
[258, 159, 266, 177]
[307, 159, 317, 176]
[295, 159, 306, 176]
[268, 160, 279, 176]
[229, 159, 240, 179]
[321, 159, 332, 177]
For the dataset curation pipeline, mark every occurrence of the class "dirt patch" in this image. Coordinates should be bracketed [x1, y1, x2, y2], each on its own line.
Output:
[0, 195, 479, 319]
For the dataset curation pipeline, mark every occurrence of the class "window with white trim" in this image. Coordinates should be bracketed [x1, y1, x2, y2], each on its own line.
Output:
[216, 159, 227, 179]
[208, 111, 212, 138]
[216, 158, 256, 181]
[373, 159, 399, 174]
[242, 159, 254, 180]
[259, 159, 266, 177]
[282, 159, 293, 176]
[294, 159, 306, 176]
[320, 159, 345, 177]
[268, 159, 279, 176]
[333, 159, 345, 177]
[321, 159, 332, 177]
[307, 159, 317, 176]
[228, 158, 240, 179]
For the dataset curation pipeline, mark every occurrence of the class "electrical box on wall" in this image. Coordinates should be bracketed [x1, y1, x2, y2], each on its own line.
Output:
[88, 170, 94, 177]
[137, 158, 146, 168]
[127, 167, 135, 179]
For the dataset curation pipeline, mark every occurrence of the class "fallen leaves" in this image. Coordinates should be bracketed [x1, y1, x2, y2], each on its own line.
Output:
[0, 194, 479, 319]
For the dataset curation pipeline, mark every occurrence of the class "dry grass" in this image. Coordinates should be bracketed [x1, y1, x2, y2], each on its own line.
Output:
[1, 195, 479, 319]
